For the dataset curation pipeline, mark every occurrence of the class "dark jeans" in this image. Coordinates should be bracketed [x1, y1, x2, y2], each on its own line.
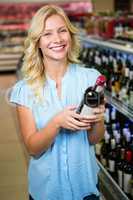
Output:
[83, 194, 99, 200]
[29, 195, 34, 200]
[29, 194, 99, 200]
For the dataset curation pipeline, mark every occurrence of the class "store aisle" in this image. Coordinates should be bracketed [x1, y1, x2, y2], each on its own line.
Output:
[0, 74, 28, 200]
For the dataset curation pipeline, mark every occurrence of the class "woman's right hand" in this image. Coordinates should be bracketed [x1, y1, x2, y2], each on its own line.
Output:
[54, 106, 94, 131]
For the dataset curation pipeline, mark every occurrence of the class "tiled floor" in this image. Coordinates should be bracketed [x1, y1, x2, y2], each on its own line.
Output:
[0, 74, 28, 200]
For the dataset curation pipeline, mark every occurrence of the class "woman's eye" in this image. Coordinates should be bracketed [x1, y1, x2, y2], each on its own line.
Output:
[43, 32, 51, 36]
[60, 29, 67, 32]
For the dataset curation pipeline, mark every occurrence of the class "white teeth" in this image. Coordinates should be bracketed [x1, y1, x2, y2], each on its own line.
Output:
[51, 45, 65, 50]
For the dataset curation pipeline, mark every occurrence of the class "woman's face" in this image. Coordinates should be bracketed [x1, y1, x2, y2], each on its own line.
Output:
[39, 14, 71, 62]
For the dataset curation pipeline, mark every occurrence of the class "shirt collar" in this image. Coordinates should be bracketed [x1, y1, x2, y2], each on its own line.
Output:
[45, 63, 73, 88]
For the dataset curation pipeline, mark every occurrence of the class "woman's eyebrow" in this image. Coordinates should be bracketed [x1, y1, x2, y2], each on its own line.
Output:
[44, 26, 67, 32]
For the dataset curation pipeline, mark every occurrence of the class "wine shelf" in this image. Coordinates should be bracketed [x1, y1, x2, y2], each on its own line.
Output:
[98, 160, 130, 200]
[105, 90, 133, 121]
[80, 35, 133, 122]
[80, 35, 133, 54]
[0, 45, 23, 72]
[80, 35, 133, 199]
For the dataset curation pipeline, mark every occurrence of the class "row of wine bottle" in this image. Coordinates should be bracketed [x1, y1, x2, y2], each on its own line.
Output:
[79, 40, 133, 199]
[95, 104, 133, 199]
[79, 46, 133, 106]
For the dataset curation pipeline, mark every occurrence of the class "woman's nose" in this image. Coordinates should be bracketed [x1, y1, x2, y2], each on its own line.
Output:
[53, 33, 62, 43]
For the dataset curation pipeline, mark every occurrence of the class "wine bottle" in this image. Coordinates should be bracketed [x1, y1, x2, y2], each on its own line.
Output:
[116, 148, 125, 188]
[128, 76, 133, 106]
[123, 150, 133, 197]
[100, 130, 110, 168]
[130, 177, 133, 200]
[104, 105, 110, 125]
[108, 138, 117, 180]
[114, 131, 121, 159]
[76, 75, 106, 116]
[95, 141, 103, 161]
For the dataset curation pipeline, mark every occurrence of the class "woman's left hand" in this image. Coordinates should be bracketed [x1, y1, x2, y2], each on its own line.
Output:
[79, 104, 105, 124]
[86, 104, 105, 144]
[92, 104, 105, 123]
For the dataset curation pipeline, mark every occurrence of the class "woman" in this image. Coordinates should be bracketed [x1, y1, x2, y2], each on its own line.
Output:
[10, 5, 105, 200]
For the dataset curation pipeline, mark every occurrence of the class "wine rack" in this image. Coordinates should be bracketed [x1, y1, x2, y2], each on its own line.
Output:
[105, 90, 133, 121]
[80, 35, 133, 122]
[0, 43, 23, 72]
[80, 35, 133, 54]
[98, 160, 130, 200]
[80, 35, 133, 200]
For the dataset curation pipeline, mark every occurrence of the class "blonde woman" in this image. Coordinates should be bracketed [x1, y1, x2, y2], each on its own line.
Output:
[10, 5, 105, 200]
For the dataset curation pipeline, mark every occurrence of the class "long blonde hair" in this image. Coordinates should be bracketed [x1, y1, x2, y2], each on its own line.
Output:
[22, 5, 81, 97]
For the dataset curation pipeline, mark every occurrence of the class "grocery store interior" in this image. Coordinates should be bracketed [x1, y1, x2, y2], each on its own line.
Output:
[0, 0, 133, 200]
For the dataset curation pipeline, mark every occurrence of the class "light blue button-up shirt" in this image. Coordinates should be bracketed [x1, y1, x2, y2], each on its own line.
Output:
[10, 63, 100, 200]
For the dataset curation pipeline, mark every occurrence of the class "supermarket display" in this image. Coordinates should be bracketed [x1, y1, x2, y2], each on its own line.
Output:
[80, 36, 133, 200]
[80, 45, 133, 106]
[83, 12, 133, 40]
[96, 104, 133, 199]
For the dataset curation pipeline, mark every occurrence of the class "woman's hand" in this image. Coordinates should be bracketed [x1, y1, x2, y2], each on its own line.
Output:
[54, 106, 96, 131]
[87, 104, 105, 144]
[91, 104, 105, 123]
[78, 105, 105, 124]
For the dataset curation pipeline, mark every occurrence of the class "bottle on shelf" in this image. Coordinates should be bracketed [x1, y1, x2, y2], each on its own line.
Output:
[116, 148, 126, 188]
[100, 130, 110, 168]
[95, 140, 103, 161]
[130, 177, 133, 200]
[123, 150, 133, 199]
[80, 44, 133, 111]
[108, 137, 117, 180]
[80, 37, 133, 200]
[128, 73, 133, 106]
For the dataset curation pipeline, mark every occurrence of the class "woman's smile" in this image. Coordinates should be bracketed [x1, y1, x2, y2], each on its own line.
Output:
[49, 44, 66, 51]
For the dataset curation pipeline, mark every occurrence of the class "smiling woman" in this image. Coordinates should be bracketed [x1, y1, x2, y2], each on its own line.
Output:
[10, 4, 105, 200]
[39, 14, 71, 65]
[22, 4, 80, 94]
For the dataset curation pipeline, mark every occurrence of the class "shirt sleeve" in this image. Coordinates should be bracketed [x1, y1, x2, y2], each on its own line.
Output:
[86, 68, 101, 87]
[10, 80, 33, 109]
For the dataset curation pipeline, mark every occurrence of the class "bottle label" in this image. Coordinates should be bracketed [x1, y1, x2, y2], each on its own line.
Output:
[125, 67, 129, 77]
[118, 170, 123, 188]
[101, 157, 107, 167]
[104, 109, 110, 123]
[95, 56, 101, 66]
[123, 173, 132, 194]
[131, 187, 133, 198]
[130, 71, 133, 80]
[111, 108, 116, 120]
[80, 104, 93, 116]
[95, 143, 102, 156]
[108, 160, 115, 172]
[129, 91, 133, 105]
